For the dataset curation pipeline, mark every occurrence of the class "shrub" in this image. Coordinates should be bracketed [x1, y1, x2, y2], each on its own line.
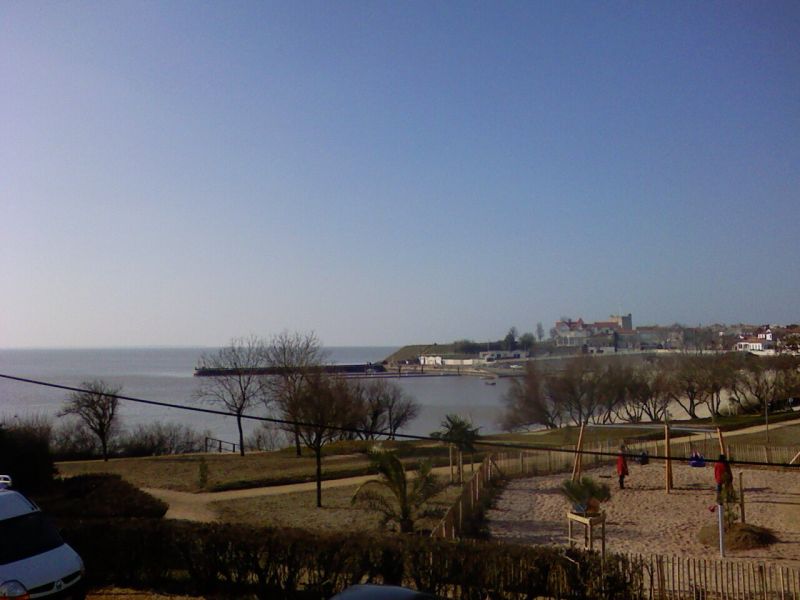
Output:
[60, 519, 643, 599]
[36, 474, 167, 519]
[0, 422, 55, 493]
[698, 522, 778, 551]
[120, 422, 205, 456]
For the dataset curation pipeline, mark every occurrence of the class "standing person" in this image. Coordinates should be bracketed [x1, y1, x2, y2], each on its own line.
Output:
[714, 454, 733, 495]
[616, 446, 629, 489]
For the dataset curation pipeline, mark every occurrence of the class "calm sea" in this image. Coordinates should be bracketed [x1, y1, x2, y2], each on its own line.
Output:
[0, 347, 511, 442]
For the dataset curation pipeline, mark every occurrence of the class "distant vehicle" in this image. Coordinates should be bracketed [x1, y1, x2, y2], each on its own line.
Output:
[0, 488, 85, 600]
[330, 584, 437, 599]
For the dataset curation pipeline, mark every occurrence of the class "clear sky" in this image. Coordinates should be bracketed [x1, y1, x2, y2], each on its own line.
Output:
[2, 2, 799, 348]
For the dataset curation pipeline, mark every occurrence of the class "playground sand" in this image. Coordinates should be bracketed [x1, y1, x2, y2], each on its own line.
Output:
[486, 462, 800, 567]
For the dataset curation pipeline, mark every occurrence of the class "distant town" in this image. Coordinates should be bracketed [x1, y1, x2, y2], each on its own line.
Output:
[391, 314, 800, 369]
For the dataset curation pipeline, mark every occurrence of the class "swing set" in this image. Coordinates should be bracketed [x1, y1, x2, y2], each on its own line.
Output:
[570, 422, 727, 493]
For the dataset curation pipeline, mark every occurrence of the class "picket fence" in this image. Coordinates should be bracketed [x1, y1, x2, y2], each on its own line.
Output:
[430, 441, 800, 599]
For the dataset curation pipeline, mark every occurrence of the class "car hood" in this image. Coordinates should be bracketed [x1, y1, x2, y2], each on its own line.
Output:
[0, 543, 83, 590]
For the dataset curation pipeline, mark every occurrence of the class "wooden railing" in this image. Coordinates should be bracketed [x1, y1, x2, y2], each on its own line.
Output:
[430, 454, 495, 539]
[628, 554, 800, 600]
[204, 436, 238, 453]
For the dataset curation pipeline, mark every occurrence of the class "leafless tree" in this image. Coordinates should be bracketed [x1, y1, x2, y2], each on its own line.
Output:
[501, 362, 561, 430]
[623, 365, 670, 422]
[59, 379, 122, 461]
[546, 357, 604, 426]
[373, 379, 420, 440]
[293, 372, 361, 507]
[264, 331, 326, 456]
[664, 356, 705, 419]
[194, 336, 269, 456]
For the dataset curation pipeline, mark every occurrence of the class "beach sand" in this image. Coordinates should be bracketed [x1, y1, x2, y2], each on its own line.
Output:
[487, 462, 800, 567]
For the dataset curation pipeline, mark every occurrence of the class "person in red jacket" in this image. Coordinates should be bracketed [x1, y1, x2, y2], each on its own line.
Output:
[616, 446, 629, 489]
[714, 454, 733, 494]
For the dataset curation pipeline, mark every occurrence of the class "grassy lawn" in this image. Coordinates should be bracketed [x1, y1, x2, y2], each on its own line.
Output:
[211, 481, 462, 534]
[56, 440, 453, 492]
[484, 411, 800, 450]
[720, 421, 800, 446]
[57, 413, 800, 493]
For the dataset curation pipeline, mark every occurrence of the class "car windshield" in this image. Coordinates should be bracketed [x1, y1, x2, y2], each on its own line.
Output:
[0, 512, 64, 565]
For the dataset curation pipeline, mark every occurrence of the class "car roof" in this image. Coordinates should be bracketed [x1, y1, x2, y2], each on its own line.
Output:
[0, 489, 39, 520]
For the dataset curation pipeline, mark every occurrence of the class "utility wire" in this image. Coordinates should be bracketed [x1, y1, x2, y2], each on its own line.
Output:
[1, 373, 797, 469]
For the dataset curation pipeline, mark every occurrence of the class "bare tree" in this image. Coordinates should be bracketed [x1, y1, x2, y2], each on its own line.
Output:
[623, 365, 670, 422]
[293, 372, 360, 507]
[351, 380, 386, 440]
[372, 379, 420, 440]
[546, 357, 604, 426]
[664, 356, 704, 419]
[536, 322, 545, 342]
[59, 379, 122, 461]
[501, 362, 560, 430]
[698, 354, 735, 419]
[195, 336, 269, 456]
[264, 331, 326, 456]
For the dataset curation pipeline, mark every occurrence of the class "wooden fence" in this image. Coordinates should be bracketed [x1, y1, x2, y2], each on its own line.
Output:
[628, 554, 800, 600]
[430, 454, 497, 539]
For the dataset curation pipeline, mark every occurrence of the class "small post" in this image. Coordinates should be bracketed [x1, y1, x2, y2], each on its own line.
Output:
[572, 422, 586, 482]
[718, 502, 725, 558]
[716, 427, 726, 456]
[664, 423, 673, 493]
[739, 471, 746, 524]
[449, 444, 454, 483]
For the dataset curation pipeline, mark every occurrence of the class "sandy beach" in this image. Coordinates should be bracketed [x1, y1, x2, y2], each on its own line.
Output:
[487, 462, 800, 568]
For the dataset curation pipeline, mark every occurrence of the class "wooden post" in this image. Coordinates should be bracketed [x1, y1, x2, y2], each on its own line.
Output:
[716, 427, 726, 456]
[664, 423, 673, 493]
[449, 445, 454, 483]
[739, 471, 746, 524]
[572, 422, 586, 482]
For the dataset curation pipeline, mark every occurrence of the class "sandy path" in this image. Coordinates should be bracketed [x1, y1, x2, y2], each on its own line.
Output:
[487, 463, 800, 567]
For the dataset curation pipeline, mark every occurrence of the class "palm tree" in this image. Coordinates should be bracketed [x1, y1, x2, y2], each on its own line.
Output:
[351, 449, 441, 533]
[431, 414, 480, 483]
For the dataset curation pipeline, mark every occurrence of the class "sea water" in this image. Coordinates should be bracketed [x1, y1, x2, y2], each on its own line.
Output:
[0, 347, 511, 442]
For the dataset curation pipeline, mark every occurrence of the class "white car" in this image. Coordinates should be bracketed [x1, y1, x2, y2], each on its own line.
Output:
[0, 489, 85, 600]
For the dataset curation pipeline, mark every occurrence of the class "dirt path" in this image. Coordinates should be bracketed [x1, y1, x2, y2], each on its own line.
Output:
[144, 464, 463, 521]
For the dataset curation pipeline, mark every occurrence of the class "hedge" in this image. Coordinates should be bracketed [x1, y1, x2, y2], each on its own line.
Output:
[61, 519, 645, 599]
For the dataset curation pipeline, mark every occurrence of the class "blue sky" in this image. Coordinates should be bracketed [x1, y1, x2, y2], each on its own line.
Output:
[1, 2, 799, 348]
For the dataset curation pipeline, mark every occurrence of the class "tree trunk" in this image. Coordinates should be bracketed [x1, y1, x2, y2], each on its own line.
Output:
[101, 438, 108, 462]
[315, 446, 323, 508]
[294, 428, 302, 457]
[237, 415, 245, 456]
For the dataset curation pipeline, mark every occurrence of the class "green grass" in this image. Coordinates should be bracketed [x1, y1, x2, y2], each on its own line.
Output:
[717, 421, 800, 446]
[56, 440, 455, 492]
[484, 411, 800, 450]
[211, 482, 462, 534]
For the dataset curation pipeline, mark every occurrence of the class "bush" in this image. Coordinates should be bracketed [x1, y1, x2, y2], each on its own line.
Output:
[52, 419, 98, 460]
[36, 474, 167, 519]
[698, 522, 778, 551]
[120, 422, 205, 456]
[0, 422, 55, 493]
[60, 519, 644, 599]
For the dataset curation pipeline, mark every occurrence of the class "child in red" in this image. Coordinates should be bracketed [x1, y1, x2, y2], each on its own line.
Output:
[617, 446, 629, 489]
[714, 454, 733, 494]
